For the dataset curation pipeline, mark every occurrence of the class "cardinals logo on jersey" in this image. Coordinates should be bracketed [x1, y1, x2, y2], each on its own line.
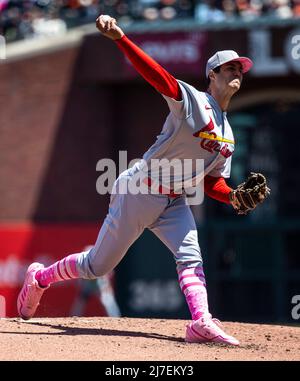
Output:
[193, 118, 234, 159]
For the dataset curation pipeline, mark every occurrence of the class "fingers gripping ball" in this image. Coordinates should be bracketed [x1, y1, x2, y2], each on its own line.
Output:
[229, 172, 271, 215]
[101, 15, 111, 22]
[96, 14, 121, 40]
[99, 15, 117, 25]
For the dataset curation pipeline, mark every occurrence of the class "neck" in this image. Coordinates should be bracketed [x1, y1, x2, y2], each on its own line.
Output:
[209, 88, 234, 112]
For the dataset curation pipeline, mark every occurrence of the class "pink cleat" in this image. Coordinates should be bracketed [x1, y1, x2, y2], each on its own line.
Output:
[17, 263, 49, 320]
[185, 316, 240, 346]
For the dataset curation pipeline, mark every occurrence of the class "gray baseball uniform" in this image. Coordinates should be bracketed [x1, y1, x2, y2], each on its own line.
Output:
[77, 81, 235, 279]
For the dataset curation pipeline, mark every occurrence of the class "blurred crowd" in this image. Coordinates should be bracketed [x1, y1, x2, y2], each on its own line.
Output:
[1, 0, 300, 42]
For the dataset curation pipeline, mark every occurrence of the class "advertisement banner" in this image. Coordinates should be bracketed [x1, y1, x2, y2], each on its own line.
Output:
[123, 31, 208, 77]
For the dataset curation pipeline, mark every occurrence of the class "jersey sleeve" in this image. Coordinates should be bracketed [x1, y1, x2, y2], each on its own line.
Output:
[208, 155, 232, 178]
[161, 81, 194, 120]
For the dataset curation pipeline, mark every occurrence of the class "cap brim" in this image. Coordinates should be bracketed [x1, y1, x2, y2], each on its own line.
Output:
[229, 57, 253, 73]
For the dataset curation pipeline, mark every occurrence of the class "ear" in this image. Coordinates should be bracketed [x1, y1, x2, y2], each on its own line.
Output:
[208, 70, 215, 82]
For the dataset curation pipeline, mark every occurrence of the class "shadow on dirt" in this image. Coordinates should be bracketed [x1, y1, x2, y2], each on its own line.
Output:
[1, 320, 260, 349]
[1, 319, 185, 343]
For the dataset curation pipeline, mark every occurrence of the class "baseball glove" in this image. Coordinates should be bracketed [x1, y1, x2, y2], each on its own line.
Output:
[229, 172, 271, 215]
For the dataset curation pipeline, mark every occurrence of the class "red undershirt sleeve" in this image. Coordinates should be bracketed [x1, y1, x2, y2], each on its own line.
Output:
[204, 175, 232, 204]
[115, 35, 182, 101]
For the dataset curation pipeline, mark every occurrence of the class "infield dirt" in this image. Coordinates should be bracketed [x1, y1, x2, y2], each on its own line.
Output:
[1, 317, 299, 361]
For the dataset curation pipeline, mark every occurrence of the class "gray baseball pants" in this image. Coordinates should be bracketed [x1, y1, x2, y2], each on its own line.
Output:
[77, 169, 203, 279]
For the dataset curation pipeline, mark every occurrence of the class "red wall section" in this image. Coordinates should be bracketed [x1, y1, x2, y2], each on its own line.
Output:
[0, 223, 108, 317]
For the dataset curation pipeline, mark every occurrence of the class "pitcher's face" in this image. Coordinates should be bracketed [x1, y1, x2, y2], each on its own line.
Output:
[210, 61, 243, 95]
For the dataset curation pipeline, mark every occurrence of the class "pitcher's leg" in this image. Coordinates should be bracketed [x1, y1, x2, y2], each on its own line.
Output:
[35, 190, 146, 288]
[149, 196, 239, 345]
[17, 196, 144, 320]
[149, 196, 209, 320]
[17, 179, 168, 320]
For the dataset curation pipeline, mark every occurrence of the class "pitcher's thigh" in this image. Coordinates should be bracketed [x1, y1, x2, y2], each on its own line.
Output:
[79, 190, 168, 278]
[78, 196, 143, 278]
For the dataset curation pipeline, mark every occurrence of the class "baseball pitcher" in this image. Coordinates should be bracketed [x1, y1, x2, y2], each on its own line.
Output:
[17, 15, 270, 345]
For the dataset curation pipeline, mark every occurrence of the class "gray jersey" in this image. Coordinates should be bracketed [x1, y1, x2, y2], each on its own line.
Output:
[139, 80, 235, 191]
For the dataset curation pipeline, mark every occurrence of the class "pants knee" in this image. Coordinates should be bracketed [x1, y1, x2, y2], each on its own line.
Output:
[89, 261, 108, 278]
[85, 248, 113, 278]
[76, 249, 106, 279]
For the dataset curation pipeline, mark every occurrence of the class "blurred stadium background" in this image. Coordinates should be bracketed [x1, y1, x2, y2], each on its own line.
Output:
[0, 0, 300, 323]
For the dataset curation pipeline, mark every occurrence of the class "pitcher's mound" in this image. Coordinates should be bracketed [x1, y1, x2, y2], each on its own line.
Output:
[0, 317, 299, 361]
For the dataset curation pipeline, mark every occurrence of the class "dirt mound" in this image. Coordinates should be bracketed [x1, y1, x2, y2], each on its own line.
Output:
[0, 317, 299, 361]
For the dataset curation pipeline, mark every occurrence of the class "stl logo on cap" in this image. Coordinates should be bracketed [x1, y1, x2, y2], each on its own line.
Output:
[206, 50, 253, 77]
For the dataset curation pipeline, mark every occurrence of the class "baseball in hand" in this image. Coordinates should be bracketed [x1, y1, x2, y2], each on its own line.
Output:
[101, 15, 111, 22]
[96, 14, 123, 40]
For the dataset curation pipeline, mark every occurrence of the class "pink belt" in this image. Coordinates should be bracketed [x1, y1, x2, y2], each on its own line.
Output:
[143, 177, 181, 198]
